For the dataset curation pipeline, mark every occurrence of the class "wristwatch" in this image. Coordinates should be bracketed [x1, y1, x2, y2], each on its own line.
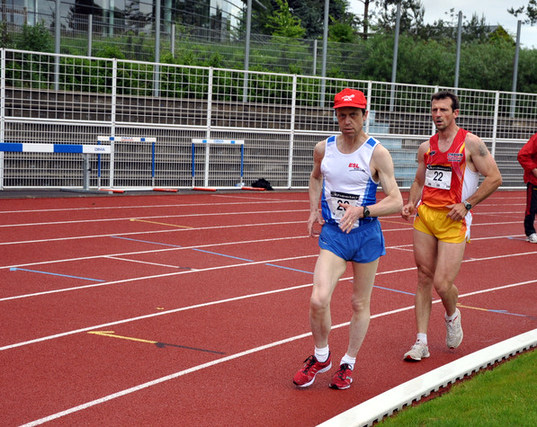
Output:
[463, 200, 472, 210]
[363, 206, 370, 218]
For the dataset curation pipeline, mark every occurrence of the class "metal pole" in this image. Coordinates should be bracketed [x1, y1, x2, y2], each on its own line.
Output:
[312, 39, 317, 75]
[454, 11, 462, 89]
[154, 0, 161, 97]
[82, 154, 90, 191]
[511, 20, 522, 118]
[88, 14, 93, 57]
[54, 0, 60, 90]
[110, 59, 117, 188]
[242, 0, 252, 102]
[0, 49, 5, 189]
[390, 1, 401, 111]
[320, 0, 329, 107]
[171, 23, 175, 58]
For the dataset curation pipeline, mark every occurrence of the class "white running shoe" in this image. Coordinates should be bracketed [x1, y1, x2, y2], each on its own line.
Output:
[527, 233, 537, 243]
[446, 308, 463, 349]
[403, 341, 430, 361]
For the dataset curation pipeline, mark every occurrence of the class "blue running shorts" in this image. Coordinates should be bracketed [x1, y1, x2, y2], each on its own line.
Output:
[318, 220, 385, 263]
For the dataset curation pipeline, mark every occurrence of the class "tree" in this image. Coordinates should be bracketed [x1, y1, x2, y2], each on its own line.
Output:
[508, 0, 537, 25]
[374, 0, 425, 36]
[355, 0, 377, 40]
[265, 0, 306, 38]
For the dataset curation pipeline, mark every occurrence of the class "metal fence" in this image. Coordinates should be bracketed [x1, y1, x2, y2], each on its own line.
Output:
[1, 48, 535, 191]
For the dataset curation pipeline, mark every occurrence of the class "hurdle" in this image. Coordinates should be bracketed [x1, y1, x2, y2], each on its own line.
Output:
[98, 136, 157, 189]
[191, 139, 245, 190]
[0, 142, 111, 191]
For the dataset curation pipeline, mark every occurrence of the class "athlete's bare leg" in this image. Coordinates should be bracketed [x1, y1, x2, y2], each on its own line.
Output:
[309, 249, 348, 348]
[345, 259, 378, 357]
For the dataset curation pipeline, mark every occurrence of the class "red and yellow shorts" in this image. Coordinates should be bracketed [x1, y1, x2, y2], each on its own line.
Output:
[413, 203, 469, 243]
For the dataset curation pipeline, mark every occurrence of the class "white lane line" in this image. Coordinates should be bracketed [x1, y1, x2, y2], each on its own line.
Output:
[18, 278, 537, 426]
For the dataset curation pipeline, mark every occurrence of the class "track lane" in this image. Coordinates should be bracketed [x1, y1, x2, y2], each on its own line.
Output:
[1, 192, 536, 426]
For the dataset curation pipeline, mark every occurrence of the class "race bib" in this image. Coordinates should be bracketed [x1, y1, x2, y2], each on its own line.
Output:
[329, 191, 361, 219]
[425, 165, 452, 190]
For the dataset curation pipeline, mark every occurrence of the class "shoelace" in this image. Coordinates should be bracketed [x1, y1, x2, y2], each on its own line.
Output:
[301, 356, 317, 373]
[335, 363, 352, 379]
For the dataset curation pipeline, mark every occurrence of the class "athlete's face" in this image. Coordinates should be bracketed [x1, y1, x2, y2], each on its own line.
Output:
[336, 107, 367, 135]
[431, 98, 459, 131]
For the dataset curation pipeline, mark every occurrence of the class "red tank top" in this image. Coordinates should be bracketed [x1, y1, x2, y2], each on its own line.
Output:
[422, 128, 468, 208]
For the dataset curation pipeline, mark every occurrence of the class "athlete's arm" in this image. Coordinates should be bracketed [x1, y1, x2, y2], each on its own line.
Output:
[338, 144, 403, 234]
[401, 141, 428, 221]
[369, 144, 403, 217]
[308, 140, 326, 237]
[447, 133, 502, 221]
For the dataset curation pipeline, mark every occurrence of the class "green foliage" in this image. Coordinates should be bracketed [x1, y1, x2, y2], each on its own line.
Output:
[458, 41, 515, 91]
[265, 0, 306, 38]
[488, 26, 516, 46]
[5, 1, 537, 97]
[517, 49, 537, 93]
[93, 45, 127, 60]
[16, 22, 54, 52]
[329, 20, 357, 43]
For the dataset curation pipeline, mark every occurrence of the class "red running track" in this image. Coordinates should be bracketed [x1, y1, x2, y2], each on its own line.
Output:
[0, 190, 536, 426]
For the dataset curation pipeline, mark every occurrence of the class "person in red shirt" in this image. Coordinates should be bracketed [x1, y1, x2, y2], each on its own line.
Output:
[401, 91, 502, 361]
[517, 132, 537, 243]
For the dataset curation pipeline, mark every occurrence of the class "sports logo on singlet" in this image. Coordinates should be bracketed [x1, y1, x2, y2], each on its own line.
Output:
[348, 162, 366, 172]
[447, 153, 463, 162]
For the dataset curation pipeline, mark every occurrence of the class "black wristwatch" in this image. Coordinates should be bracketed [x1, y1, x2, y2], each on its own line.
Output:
[463, 200, 472, 210]
[363, 206, 370, 218]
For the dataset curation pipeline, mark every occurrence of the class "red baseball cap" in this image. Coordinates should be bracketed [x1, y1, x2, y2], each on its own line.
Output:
[333, 88, 367, 109]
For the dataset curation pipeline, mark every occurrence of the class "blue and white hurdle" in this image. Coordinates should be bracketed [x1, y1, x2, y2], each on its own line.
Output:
[191, 138, 245, 190]
[97, 136, 157, 189]
[0, 142, 111, 191]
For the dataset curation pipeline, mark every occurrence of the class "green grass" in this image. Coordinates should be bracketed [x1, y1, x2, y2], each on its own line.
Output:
[380, 348, 537, 426]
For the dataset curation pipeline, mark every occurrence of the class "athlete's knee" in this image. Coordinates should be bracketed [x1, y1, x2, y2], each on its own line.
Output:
[350, 294, 370, 315]
[310, 292, 331, 313]
[416, 264, 434, 287]
[434, 280, 456, 298]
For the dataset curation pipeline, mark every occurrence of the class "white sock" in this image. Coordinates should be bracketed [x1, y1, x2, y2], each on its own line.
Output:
[340, 354, 356, 370]
[314, 346, 329, 363]
[417, 333, 428, 345]
[445, 310, 458, 321]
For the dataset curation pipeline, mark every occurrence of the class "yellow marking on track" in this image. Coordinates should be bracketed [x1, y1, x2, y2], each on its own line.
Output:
[130, 218, 193, 229]
[457, 303, 489, 312]
[88, 330, 158, 345]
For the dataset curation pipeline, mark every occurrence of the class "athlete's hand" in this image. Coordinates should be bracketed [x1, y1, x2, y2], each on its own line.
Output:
[446, 203, 468, 221]
[401, 203, 415, 221]
[338, 203, 360, 234]
[308, 210, 324, 237]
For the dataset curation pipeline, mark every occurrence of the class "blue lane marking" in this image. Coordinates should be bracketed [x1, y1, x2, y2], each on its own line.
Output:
[374, 285, 415, 296]
[488, 309, 533, 318]
[265, 263, 314, 275]
[110, 235, 183, 248]
[109, 235, 413, 296]
[10, 268, 105, 282]
[191, 248, 253, 262]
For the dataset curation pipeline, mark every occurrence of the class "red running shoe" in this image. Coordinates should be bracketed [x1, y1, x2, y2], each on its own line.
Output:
[329, 363, 353, 390]
[293, 353, 332, 387]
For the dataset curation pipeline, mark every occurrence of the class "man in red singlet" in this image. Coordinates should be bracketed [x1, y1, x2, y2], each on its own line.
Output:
[401, 91, 502, 361]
